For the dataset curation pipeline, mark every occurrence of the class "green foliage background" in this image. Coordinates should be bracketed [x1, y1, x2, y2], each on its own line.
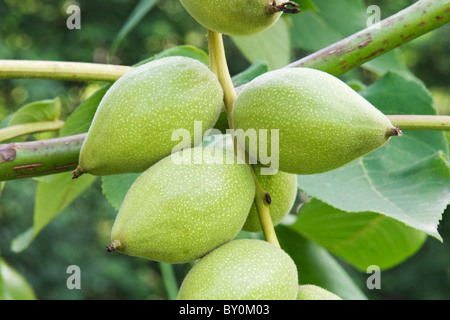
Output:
[0, 0, 449, 300]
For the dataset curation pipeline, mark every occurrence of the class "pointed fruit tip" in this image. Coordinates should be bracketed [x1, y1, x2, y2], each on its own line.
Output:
[106, 240, 120, 253]
[391, 124, 403, 137]
[265, 192, 272, 205]
[72, 166, 85, 179]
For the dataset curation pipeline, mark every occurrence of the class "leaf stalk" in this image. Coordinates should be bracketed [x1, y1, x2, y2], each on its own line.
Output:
[207, 29, 280, 247]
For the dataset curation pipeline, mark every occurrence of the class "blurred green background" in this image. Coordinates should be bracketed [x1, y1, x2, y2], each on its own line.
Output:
[0, 0, 449, 300]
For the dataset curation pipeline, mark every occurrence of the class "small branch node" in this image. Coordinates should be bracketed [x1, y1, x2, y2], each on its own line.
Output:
[264, 192, 272, 205]
[273, 1, 301, 14]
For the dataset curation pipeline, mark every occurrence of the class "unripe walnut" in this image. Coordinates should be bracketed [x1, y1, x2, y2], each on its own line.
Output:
[180, 0, 299, 36]
[232, 68, 401, 175]
[177, 239, 299, 300]
[108, 147, 255, 264]
[74, 56, 224, 178]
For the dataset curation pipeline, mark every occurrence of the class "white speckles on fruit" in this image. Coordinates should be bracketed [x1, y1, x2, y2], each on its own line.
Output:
[177, 239, 299, 300]
[206, 134, 298, 233]
[232, 67, 399, 175]
[297, 284, 342, 300]
[109, 147, 255, 264]
[75, 56, 224, 177]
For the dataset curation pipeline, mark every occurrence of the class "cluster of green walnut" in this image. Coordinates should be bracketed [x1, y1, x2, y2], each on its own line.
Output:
[72, 0, 400, 300]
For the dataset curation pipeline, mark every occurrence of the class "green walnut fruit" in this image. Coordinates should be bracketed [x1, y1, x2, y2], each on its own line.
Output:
[107, 147, 255, 264]
[232, 68, 402, 175]
[297, 284, 342, 300]
[205, 133, 298, 233]
[73, 56, 224, 178]
[177, 239, 298, 300]
[180, 0, 298, 36]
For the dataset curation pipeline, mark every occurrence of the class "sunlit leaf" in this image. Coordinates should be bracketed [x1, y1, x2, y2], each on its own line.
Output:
[102, 173, 140, 211]
[11, 172, 97, 252]
[109, 0, 160, 58]
[277, 225, 368, 300]
[291, 198, 427, 271]
[0, 257, 37, 300]
[297, 72, 450, 240]
[232, 18, 291, 70]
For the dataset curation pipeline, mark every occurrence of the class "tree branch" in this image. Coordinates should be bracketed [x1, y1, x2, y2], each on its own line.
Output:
[250, 165, 280, 247]
[388, 115, 450, 131]
[281, 0, 450, 77]
[208, 30, 236, 131]
[0, 60, 132, 82]
[3, 113, 449, 181]
[0, 134, 85, 181]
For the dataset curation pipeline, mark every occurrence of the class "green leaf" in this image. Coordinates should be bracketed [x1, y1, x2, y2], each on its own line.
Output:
[59, 84, 111, 137]
[109, 0, 160, 58]
[101, 173, 140, 211]
[276, 225, 368, 300]
[290, 9, 341, 52]
[290, 0, 410, 78]
[295, 0, 319, 12]
[363, 50, 414, 79]
[231, 60, 269, 88]
[297, 72, 450, 240]
[11, 172, 97, 252]
[290, 0, 366, 52]
[8, 97, 61, 126]
[3, 97, 62, 142]
[159, 262, 179, 300]
[0, 257, 2, 298]
[0, 181, 5, 197]
[291, 198, 427, 271]
[231, 18, 291, 70]
[0, 114, 13, 130]
[0, 257, 37, 300]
